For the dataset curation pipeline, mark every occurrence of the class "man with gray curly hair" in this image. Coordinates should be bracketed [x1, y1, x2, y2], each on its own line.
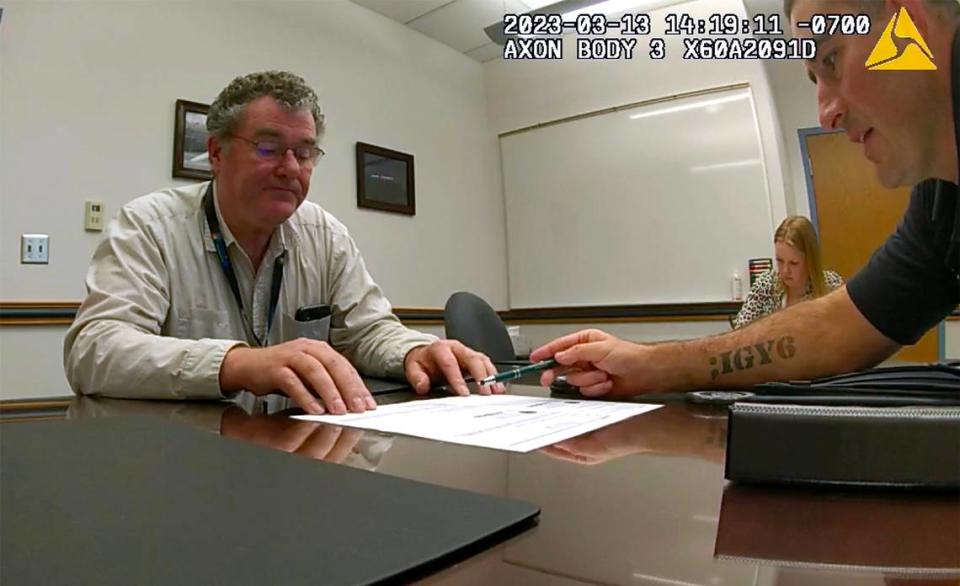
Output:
[65, 71, 503, 415]
[205, 71, 326, 143]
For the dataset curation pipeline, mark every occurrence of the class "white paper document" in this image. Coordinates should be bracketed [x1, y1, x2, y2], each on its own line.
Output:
[293, 394, 661, 453]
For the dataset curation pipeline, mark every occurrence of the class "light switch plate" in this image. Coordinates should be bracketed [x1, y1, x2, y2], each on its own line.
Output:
[20, 234, 49, 264]
[84, 200, 105, 231]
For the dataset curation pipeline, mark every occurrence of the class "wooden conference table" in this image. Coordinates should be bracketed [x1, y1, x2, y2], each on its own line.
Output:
[3, 385, 958, 585]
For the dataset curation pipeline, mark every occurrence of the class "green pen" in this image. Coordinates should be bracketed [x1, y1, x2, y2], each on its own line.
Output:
[479, 359, 558, 387]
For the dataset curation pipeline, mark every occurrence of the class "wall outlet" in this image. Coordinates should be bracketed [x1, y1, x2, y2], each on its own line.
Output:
[20, 234, 49, 264]
[84, 200, 104, 231]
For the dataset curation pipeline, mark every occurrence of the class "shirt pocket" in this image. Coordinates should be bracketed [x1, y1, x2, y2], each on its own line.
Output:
[276, 310, 330, 344]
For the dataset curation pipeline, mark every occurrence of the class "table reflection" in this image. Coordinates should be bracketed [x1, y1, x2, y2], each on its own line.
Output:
[716, 483, 960, 580]
[220, 406, 364, 463]
[540, 401, 727, 465]
[66, 394, 392, 470]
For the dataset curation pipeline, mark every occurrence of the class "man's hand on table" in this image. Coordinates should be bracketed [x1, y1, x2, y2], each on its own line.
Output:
[220, 338, 506, 416]
[404, 340, 506, 396]
[220, 339, 375, 415]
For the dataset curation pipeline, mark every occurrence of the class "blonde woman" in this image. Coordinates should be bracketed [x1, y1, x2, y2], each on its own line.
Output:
[733, 216, 843, 329]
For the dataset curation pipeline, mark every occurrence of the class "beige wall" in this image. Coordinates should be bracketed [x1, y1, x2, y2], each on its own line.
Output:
[760, 57, 819, 217]
[0, 326, 72, 400]
[742, 0, 820, 216]
[0, 1, 507, 306]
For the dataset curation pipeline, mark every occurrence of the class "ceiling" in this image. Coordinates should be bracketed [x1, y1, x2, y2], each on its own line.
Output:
[348, 0, 557, 62]
[349, 0, 785, 63]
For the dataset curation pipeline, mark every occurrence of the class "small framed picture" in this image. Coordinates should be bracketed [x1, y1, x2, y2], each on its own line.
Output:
[356, 142, 415, 216]
[173, 99, 212, 180]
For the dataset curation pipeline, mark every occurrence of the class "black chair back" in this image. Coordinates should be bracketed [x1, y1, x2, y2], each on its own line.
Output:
[443, 292, 516, 363]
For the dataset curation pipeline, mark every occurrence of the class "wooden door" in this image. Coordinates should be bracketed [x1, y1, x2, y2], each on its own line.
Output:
[805, 130, 940, 361]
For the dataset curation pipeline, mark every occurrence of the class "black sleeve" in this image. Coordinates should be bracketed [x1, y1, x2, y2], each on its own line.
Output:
[847, 180, 960, 345]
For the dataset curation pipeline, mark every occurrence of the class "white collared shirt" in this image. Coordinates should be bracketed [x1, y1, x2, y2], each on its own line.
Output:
[64, 181, 436, 399]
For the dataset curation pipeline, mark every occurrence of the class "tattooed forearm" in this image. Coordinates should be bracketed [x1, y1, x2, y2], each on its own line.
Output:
[708, 336, 797, 381]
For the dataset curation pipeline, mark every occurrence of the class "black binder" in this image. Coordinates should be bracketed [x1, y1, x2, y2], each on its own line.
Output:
[1, 418, 539, 586]
[754, 361, 960, 394]
[725, 402, 960, 488]
[724, 362, 960, 487]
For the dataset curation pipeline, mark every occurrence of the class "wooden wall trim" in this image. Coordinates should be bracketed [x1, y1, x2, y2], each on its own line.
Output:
[501, 302, 740, 323]
[0, 398, 72, 422]
[393, 307, 445, 324]
[0, 301, 80, 309]
[0, 398, 73, 412]
[0, 302, 80, 326]
[0, 301, 739, 326]
[3, 301, 959, 326]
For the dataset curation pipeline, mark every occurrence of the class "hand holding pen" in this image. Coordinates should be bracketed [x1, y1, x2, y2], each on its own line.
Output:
[479, 359, 558, 387]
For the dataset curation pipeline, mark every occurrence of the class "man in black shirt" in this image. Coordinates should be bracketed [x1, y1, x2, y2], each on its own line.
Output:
[531, 0, 960, 396]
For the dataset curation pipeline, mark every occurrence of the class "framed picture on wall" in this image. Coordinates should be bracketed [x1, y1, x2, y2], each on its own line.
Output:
[355, 142, 415, 216]
[173, 99, 212, 180]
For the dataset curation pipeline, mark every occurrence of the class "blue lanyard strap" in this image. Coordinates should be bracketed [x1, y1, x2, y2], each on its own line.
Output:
[202, 184, 285, 347]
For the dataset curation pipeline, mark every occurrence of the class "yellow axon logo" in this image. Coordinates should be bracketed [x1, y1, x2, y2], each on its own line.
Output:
[865, 7, 936, 70]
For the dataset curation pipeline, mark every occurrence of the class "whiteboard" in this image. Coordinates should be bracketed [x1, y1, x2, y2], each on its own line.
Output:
[501, 87, 775, 307]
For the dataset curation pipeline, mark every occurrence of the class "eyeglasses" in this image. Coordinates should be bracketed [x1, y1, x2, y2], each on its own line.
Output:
[227, 134, 325, 166]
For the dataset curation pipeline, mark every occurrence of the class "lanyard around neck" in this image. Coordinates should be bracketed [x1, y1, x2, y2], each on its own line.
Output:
[202, 184, 285, 347]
